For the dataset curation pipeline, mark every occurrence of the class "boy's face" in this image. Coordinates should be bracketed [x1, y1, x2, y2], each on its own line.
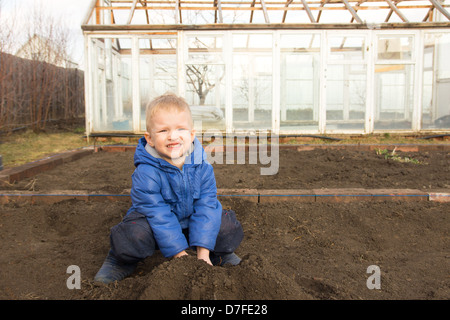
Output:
[144, 108, 195, 168]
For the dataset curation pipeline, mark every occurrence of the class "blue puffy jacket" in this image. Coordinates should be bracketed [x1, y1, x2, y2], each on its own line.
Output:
[126, 137, 222, 258]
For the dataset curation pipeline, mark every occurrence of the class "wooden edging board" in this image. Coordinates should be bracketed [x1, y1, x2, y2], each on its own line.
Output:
[0, 189, 448, 205]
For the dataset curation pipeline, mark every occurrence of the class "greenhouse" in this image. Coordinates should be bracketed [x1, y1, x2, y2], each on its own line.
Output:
[81, 0, 450, 136]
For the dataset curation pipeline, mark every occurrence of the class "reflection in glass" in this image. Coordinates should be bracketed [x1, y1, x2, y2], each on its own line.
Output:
[422, 33, 450, 130]
[91, 38, 133, 132]
[377, 36, 413, 60]
[140, 55, 177, 131]
[329, 36, 365, 60]
[326, 64, 366, 131]
[374, 64, 414, 130]
[232, 34, 273, 130]
[186, 35, 225, 131]
[280, 34, 320, 131]
[139, 38, 177, 131]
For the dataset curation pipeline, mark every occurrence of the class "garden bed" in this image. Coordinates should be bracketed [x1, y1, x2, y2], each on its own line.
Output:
[0, 198, 448, 300]
[1, 145, 449, 194]
[0, 145, 448, 300]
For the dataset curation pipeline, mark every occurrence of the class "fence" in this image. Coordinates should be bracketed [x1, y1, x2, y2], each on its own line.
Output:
[0, 52, 84, 133]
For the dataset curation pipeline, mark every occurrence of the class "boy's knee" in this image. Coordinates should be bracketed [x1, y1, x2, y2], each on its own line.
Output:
[214, 209, 244, 254]
[110, 212, 156, 264]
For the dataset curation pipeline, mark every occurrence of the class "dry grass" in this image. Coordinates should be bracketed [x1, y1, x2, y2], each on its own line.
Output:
[0, 128, 448, 169]
[0, 128, 123, 168]
[281, 133, 450, 145]
[0, 130, 89, 168]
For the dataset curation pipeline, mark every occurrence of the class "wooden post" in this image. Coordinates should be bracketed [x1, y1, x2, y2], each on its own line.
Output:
[127, 0, 139, 25]
[385, 0, 410, 23]
[429, 0, 450, 21]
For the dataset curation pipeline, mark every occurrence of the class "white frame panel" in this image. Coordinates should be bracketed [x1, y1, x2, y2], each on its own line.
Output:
[83, 28, 450, 136]
[417, 28, 450, 133]
[277, 30, 323, 135]
[228, 30, 275, 134]
[372, 29, 420, 133]
[324, 30, 370, 135]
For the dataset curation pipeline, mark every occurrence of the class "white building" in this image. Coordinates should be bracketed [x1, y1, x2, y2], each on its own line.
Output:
[82, 0, 450, 136]
[16, 34, 78, 69]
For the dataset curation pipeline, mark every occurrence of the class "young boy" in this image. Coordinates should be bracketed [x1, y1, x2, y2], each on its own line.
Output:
[94, 93, 244, 284]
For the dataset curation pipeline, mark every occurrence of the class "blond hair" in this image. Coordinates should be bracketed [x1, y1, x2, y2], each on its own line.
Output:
[145, 92, 193, 132]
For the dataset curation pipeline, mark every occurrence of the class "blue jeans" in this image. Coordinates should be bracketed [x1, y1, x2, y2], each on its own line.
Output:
[109, 209, 244, 264]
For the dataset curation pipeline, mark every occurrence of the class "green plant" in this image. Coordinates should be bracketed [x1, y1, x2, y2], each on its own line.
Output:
[375, 147, 422, 164]
[73, 127, 85, 134]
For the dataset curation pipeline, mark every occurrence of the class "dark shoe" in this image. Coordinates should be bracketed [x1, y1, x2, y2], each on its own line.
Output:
[94, 250, 137, 284]
[211, 253, 241, 266]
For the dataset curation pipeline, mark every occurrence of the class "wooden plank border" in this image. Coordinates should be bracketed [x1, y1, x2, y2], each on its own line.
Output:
[1, 189, 447, 204]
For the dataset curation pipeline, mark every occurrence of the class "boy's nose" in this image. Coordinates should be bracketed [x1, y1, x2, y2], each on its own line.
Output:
[169, 130, 180, 140]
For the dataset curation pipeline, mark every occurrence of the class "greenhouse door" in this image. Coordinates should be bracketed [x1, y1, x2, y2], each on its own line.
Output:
[324, 32, 369, 133]
[373, 31, 420, 131]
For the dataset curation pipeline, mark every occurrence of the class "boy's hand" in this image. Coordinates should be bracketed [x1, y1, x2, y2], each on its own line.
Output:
[173, 250, 188, 258]
[197, 247, 212, 266]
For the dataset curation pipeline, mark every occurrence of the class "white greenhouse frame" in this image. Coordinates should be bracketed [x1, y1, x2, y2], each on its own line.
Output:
[82, 0, 450, 137]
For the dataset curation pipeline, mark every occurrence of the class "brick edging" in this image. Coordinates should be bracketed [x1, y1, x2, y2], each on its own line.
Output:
[1, 189, 448, 205]
[94, 143, 450, 153]
[0, 148, 94, 185]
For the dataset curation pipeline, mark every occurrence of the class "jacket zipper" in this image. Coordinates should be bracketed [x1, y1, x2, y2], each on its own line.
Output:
[180, 168, 189, 219]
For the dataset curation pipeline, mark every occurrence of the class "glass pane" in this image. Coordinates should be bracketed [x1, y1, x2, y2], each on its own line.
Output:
[374, 64, 414, 130]
[377, 35, 413, 60]
[139, 38, 177, 132]
[329, 36, 365, 60]
[280, 34, 320, 52]
[232, 34, 273, 131]
[91, 38, 133, 132]
[186, 64, 225, 131]
[422, 33, 450, 130]
[281, 54, 320, 131]
[233, 34, 273, 49]
[232, 54, 249, 121]
[280, 33, 320, 131]
[140, 55, 177, 131]
[118, 56, 132, 130]
[139, 38, 176, 50]
[117, 38, 132, 50]
[188, 36, 223, 55]
[326, 64, 366, 131]
[186, 35, 225, 131]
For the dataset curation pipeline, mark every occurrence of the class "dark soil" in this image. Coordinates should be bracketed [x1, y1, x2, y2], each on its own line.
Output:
[2, 148, 449, 193]
[0, 198, 448, 300]
[0, 146, 449, 300]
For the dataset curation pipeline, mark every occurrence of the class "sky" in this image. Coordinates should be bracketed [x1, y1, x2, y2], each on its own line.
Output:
[1, 0, 448, 69]
[1, 0, 93, 68]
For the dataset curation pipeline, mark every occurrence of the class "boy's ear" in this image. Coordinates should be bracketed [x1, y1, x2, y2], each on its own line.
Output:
[190, 128, 196, 142]
[144, 132, 154, 147]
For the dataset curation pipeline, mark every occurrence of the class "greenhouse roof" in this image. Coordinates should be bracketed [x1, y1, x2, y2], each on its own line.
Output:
[82, 0, 450, 29]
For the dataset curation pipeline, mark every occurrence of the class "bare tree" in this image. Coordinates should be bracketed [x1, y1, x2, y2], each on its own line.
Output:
[19, 2, 73, 132]
[186, 64, 224, 105]
[0, 0, 19, 130]
[0, 1, 82, 133]
[185, 36, 225, 106]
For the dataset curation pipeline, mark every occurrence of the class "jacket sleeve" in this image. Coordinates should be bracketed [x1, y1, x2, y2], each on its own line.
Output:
[130, 165, 189, 258]
[188, 163, 222, 251]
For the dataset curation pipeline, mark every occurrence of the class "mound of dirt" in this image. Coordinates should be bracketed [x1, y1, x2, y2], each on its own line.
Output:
[117, 253, 312, 300]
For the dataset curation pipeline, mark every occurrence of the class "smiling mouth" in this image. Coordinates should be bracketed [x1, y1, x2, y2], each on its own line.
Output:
[167, 142, 182, 149]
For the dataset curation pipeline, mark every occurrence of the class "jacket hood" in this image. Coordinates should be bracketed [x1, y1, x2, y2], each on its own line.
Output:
[134, 136, 206, 170]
